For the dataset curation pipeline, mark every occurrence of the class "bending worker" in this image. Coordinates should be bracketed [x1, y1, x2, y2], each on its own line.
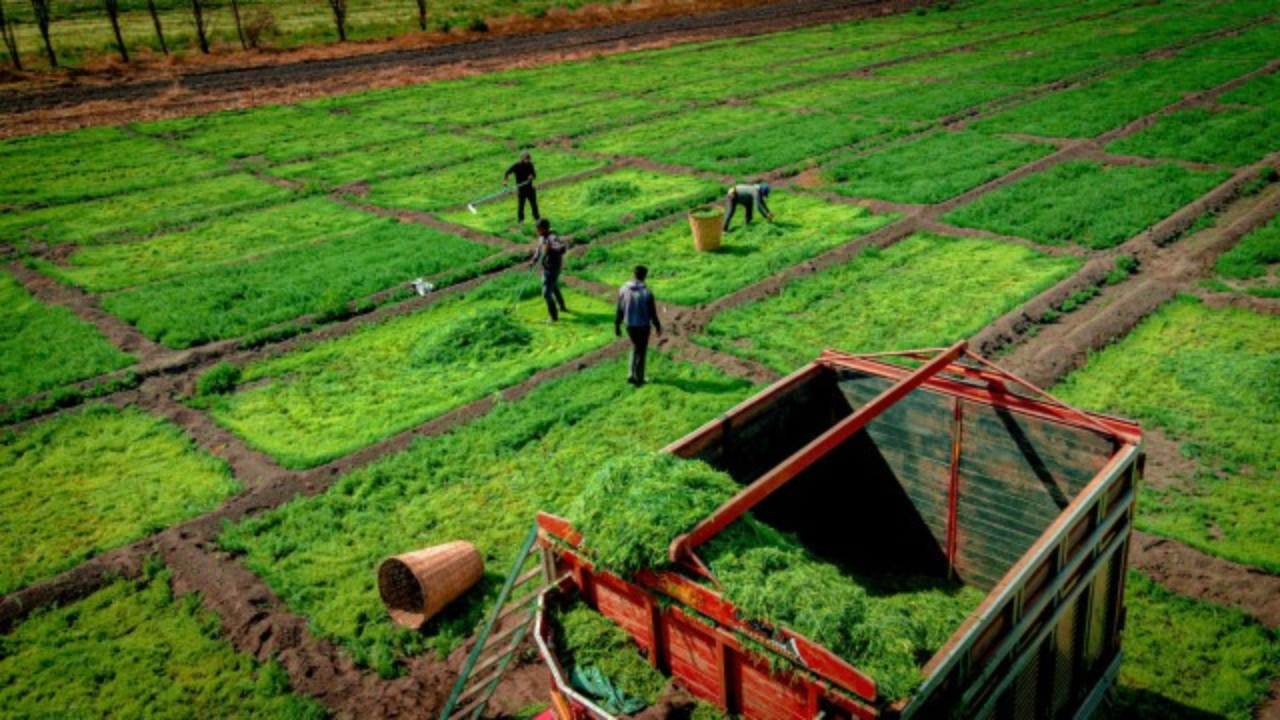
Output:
[722, 182, 773, 230]
[531, 218, 568, 322]
[504, 150, 540, 223]
[615, 265, 662, 387]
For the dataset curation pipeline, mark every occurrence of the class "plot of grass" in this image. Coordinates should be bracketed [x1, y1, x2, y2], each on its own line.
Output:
[854, 81, 1019, 122]
[0, 174, 297, 247]
[438, 169, 721, 243]
[135, 104, 423, 163]
[1219, 72, 1280, 107]
[819, 131, 1053, 203]
[104, 219, 498, 349]
[45, 199, 385, 293]
[1105, 107, 1280, 167]
[754, 77, 908, 114]
[575, 106, 785, 158]
[570, 194, 898, 305]
[477, 97, 677, 144]
[1214, 212, 1280, 297]
[313, 78, 593, 127]
[656, 114, 901, 176]
[1103, 572, 1280, 720]
[0, 271, 134, 405]
[1056, 297, 1280, 572]
[0, 405, 237, 595]
[0, 127, 228, 209]
[218, 355, 754, 670]
[973, 56, 1257, 138]
[942, 161, 1229, 249]
[265, 133, 509, 190]
[360, 150, 608, 214]
[697, 233, 1079, 372]
[207, 275, 614, 467]
[0, 565, 323, 718]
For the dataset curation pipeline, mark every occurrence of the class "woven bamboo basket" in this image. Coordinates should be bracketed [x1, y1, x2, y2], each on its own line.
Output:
[689, 210, 724, 252]
[378, 541, 484, 630]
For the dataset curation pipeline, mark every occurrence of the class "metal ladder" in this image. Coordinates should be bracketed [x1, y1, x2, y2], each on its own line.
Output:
[441, 521, 555, 720]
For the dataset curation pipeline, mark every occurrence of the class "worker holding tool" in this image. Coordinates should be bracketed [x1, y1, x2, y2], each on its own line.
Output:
[615, 265, 662, 387]
[530, 218, 568, 322]
[722, 182, 774, 231]
[504, 150, 540, 224]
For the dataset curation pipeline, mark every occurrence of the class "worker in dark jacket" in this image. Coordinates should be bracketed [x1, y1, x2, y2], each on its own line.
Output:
[615, 266, 662, 386]
[504, 150, 540, 223]
[530, 218, 568, 322]
[722, 182, 774, 230]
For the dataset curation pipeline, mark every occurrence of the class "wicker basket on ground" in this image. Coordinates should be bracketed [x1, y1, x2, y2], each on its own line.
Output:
[378, 541, 484, 630]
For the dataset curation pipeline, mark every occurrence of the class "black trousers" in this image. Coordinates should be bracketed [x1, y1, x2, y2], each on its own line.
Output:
[722, 194, 752, 230]
[626, 325, 651, 384]
[517, 187, 540, 223]
[542, 270, 566, 320]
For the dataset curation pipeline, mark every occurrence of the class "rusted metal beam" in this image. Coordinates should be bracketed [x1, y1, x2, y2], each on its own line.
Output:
[669, 341, 968, 560]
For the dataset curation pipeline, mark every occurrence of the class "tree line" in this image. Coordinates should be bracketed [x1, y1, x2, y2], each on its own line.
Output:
[0, 0, 437, 70]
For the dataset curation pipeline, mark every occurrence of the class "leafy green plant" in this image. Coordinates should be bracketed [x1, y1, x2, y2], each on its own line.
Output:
[0, 371, 142, 426]
[0, 271, 134, 406]
[0, 567, 324, 717]
[218, 355, 754, 667]
[697, 233, 1079, 372]
[197, 362, 243, 397]
[1056, 297, 1280, 571]
[207, 274, 614, 467]
[265, 132, 509, 189]
[569, 194, 898, 305]
[0, 405, 238, 594]
[1105, 107, 1280, 167]
[942, 161, 1229, 249]
[1219, 72, 1280, 107]
[1214, 213, 1280, 297]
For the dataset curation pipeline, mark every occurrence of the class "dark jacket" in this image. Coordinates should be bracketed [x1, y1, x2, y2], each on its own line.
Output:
[616, 280, 661, 332]
[505, 160, 537, 188]
[533, 233, 567, 274]
[730, 183, 772, 215]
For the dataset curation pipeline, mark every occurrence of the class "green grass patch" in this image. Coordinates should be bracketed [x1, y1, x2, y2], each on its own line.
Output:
[0, 127, 228, 209]
[217, 355, 754, 670]
[360, 150, 607, 214]
[1056, 297, 1280, 572]
[207, 274, 613, 467]
[477, 97, 678, 144]
[0, 405, 237, 595]
[321, 82, 594, 128]
[1105, 107, 1280, 167]
[135, 104, 423, 163]
[819, 130, 1053, 203]
[438, 169, 721, 243]
[0, 174, 297, 247]
[0, 271, 134, 405]
[575, 106, 785, 158]
[265, 133, 509, 190]
[942, 161, 1229, 249]
[1103, 571, 1280, 720]
[103, 219, 498, 349]
[44, 198, 385, 293]
[570, 194, 898, 305]
[0, 565, 324, 718]
[697, 233, 1079, 372]
[1214, 212, 1280, 297]
[1219, 72, 1280, 107]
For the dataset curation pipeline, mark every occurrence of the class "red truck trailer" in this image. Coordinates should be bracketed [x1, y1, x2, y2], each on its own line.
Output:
[527, 341, 1142, 719]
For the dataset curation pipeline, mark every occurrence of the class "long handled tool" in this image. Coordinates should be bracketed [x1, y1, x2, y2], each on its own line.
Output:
[467, 180, 531, 214]
[508, 265, 538, 315]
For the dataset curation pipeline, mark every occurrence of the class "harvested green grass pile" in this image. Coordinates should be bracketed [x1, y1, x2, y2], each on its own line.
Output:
[568, 452, 740, 577]
[567, 452, 983, 702]
[410, 308, 532, 367]
[553, 602, 669, 713]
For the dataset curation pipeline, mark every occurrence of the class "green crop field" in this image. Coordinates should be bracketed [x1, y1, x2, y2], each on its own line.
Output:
[1056, 297, 1280, 572]
[697, 234, 1080, 372]
[4, 0, 1280, 715]
[1, 405, 237, 594]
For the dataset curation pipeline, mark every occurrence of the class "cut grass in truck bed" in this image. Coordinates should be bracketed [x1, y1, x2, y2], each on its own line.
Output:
[207, 274, 614, 468]
[0, 271, 134, 405]
[218, 355, 754, 673]
[0, 405, 237, 595]
[941, 161, 1229, 249]
[0, 565, 323, 718]
[696, 233, 1079, 373]
[437, 169, 721, 243]
[817, 130, 1054, 204]
[569, 193, 899, 305]
[1055, 297, 1280, 573]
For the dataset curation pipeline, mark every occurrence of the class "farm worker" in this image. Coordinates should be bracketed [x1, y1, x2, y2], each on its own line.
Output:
[615, 265, 663, 387]
[531, 218, 568, 322]
[504, 150, 540, 223]
[722, 182, 774, 231]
